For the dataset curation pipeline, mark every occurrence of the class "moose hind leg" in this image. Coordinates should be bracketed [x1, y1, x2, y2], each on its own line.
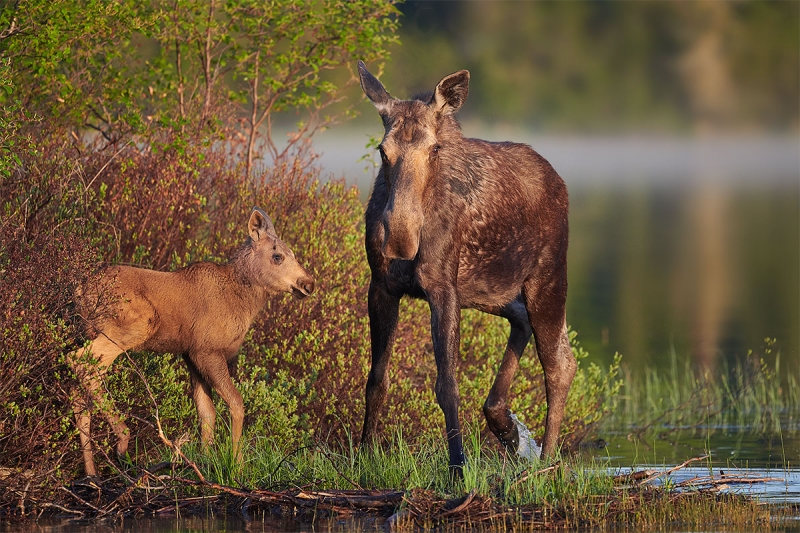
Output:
[69, 337, 129, 475]
[482, 298, 533, 454]
[71, 368, 97, 477]
[523, 277, 576, 458]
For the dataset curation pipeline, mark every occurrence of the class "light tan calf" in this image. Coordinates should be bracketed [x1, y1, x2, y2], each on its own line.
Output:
[70, 207, 314, 476]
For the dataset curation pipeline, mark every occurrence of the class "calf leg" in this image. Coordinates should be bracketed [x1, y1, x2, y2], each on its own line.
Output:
[482, 298, 533, 453]
[68, 336, 128, 476]
[198, 354, 244, 461]
[523, 276, 576, 458]
[361, 281, 400, 446]
[183, 356, 216, 448]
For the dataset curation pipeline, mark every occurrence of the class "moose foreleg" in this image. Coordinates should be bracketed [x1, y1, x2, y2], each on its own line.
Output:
[428, 287, 464, 476]
[361, 282, 400, 446]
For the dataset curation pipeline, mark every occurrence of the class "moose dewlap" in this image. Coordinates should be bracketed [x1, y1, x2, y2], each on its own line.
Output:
[357, 61, 575, 475]
[69, 207, 314, 477]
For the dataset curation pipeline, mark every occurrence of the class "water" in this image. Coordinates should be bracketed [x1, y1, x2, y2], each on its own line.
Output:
[590, 419, 800, 504]
[0, 516, 360, 533]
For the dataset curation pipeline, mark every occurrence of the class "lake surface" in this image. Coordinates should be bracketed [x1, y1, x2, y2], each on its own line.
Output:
[593, 419, 800, 503]
[315, 130, 800, 377]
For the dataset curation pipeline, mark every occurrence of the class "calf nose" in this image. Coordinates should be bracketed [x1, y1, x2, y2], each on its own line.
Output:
[300, 276, 315, 295]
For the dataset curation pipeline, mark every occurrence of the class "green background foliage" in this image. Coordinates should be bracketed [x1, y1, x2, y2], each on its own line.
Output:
[385, 1, 798, 134]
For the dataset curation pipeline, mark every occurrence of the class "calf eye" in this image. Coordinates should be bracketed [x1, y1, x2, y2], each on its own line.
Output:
[272, 253, 284, 265]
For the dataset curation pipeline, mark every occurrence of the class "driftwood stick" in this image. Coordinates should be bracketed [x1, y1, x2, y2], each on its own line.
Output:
[436, 489, 477, 519]
[638, 455, 709, 486]
[613, 469, 656, 483]
[678, 475, 784, 488]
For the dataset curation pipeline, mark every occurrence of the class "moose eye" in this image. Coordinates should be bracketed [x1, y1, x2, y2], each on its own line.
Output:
[378, 145, 389, 166]
[272, 253, 284, 265]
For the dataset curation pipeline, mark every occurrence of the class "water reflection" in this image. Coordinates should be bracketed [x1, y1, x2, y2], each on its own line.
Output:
[0, 515, 381, 533]
[568, 183, 799, 375]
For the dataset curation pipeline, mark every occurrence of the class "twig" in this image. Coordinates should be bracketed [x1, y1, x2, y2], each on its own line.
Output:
[436, 489, 477, 519]
[59, 486, 103, 513]
[509, 462, 560, 490]
[39, 502, 85, 516]
[122, 352, 210, 484]
[638, 455, 709, 486]
[313, 443, 363, 490]
[82, 140, 133, 193]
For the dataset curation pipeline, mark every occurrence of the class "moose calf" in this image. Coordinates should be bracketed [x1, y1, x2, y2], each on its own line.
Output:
[70, 207, 314, 476]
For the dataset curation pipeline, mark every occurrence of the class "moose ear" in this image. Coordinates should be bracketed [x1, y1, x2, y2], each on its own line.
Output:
[432, 70, 470, 115]
[358, 60, 392, 113]
[248, 207, 276, 242]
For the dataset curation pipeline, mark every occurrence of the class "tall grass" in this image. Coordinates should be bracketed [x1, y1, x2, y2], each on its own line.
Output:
[607, 339, 799, 436]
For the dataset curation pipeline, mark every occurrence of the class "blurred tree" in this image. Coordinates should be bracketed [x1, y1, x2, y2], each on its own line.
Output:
[389, 1, 798, 134]
[0, 0, 147, 141]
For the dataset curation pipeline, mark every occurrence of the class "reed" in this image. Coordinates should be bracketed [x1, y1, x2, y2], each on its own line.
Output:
[608, 339, 798, 435]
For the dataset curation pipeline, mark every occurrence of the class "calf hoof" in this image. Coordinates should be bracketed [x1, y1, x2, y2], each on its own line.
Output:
[116, 435, 130, 458]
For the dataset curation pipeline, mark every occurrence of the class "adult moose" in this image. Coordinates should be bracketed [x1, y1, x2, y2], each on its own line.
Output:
[357, 61, 575, 474]
[70, 207, 314, 476]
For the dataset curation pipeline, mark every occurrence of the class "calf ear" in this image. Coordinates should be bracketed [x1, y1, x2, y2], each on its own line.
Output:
[249, 207, 276, 241]
[432, 70, 470, 115]
[358, 60, 392, 113]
